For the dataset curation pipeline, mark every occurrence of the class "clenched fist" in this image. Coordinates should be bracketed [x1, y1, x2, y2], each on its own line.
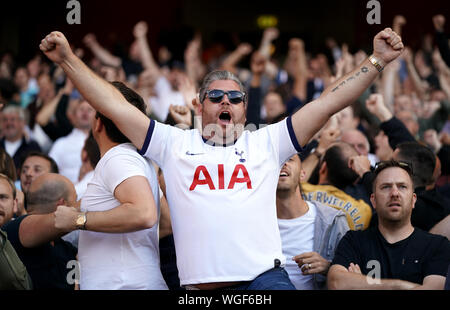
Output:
[39, 32, 73, 65]
[373, 28, 404, 65]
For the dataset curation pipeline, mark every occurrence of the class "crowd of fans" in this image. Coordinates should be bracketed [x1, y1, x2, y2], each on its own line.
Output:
[0, 13, 449, 290]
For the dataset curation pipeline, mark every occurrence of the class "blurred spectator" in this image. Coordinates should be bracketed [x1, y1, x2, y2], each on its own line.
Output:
[0, 105, 41, 171]
[0, 173, 33, 290]
[2, 173, 78, 290]
[49, 100, 95, 184]
[75, 131, 100, 199]
[302, 142, 373, 230]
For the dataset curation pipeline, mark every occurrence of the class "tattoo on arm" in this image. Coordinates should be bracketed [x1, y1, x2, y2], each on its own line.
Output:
[332, 66, 370, 93]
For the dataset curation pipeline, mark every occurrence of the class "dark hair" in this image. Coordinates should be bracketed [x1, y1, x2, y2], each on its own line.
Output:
[96, 81, 147, 144]
[372, 160, 414, 192]
[395, 142, 435, 188]
[0, 148, 17, 181]
[83, 131, 100, 168]
[20, 151, 59, 174]
[323, 143, 359, 190]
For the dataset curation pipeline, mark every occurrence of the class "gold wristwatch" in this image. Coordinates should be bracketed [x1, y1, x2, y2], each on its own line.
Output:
[369, 54, 385, 72]
[76, 212, 87, 230]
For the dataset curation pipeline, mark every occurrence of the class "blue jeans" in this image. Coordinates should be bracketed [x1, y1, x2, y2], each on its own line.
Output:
[228, 267, 296, 290]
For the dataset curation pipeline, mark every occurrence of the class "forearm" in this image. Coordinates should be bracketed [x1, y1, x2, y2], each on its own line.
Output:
[292, 58, 378, 146]
[60, 53, 149, 148]
[221, 50, 245, 73]
[136, 37, 159, 72]
[405, 61, 427, 100]
[380, 67, 396, 112]
[36, 94, 63, 126]
[88, 43, 121, 68]
[85, 202, 157, 233]
[328, 270, 419, 290]
[302, 153, 320, 182]
[19, 214, 66, 248]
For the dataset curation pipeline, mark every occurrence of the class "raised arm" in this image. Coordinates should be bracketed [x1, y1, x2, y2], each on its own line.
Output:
[133, 21, 161, 75]
[291, 28, 404, 147]
[40, 31, 150, 150]
[83, 33, 122, 68]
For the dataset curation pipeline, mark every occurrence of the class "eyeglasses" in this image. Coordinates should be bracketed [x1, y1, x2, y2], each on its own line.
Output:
[374, 160, 413, 176]
[203, 89, 245, 104]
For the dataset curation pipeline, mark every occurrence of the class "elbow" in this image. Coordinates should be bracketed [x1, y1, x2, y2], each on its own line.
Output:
[327, 271, 343, 290]
[135, 208, 158, 230]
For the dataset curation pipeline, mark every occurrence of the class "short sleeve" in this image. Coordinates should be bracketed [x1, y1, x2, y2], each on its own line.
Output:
[331, 230, 362, 269]
[422, 236, 450, 277]
[100, 153, 148, 194]
[2, 216, 28, 250]
[258, 117, 302, 167]
[137, 120, 180, 169]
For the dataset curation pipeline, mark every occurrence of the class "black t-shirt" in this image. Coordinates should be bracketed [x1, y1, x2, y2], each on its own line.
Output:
[3, 215, 77, 290]
[332, 226, 450, 284]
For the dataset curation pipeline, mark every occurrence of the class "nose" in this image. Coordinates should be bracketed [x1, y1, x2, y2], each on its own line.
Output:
[390, 185, 400, 197]
[220, 94, 231, 105]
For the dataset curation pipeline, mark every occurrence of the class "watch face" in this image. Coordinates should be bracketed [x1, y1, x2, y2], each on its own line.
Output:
[76, 214, 86, 227]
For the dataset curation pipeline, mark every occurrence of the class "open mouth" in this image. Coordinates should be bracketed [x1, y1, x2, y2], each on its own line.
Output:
[279, 171, 289, 177]
[219, 111, 232, 124]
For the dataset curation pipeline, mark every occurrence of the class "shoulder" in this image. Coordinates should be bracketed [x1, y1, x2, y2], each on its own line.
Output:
[413, 228, 450, 245]
[313, 201, 345, 222]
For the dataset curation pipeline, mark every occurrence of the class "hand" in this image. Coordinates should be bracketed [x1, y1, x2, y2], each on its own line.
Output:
[349, 155, 371, 177]
[262, 27, 279, 42]
[433, 15, 445, 32]
[293, 252, 331, 275]
[54, 205, 80, 232]
[365, 93, 392, 122]
[348, 263, 362, 274]
[317, 128, 341, 154]
[373, 28, 404, 65]
[133, 21, 148, 39]
[393, 15, 407, 28]
[82, 33, 97, 47]
[40, 32, 73, 65]
[176, 74, 196, 110]
[74, 48, 84, 59]
[236, 43, 253, 56]
[169, 104, 192, 128]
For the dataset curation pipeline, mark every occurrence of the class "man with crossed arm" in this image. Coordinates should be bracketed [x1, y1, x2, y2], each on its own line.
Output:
[328, 160, 450, 290]
[40, 28, 403, 290]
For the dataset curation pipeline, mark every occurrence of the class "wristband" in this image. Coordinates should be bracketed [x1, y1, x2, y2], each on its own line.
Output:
[369, 55, 385, 72]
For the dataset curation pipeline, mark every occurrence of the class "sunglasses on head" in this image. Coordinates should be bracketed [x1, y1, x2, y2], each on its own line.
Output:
[374, 160, 413, 176]
[203, 89, 245, 104]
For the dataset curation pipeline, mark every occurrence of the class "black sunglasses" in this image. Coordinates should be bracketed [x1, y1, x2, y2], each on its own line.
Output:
[203, 89, 245, 104]
[374, 160, 413, 176]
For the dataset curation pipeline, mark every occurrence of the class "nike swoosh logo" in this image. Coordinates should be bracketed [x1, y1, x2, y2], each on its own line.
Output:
[186, 151, 205, 156]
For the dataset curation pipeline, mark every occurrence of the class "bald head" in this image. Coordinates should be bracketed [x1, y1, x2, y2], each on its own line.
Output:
[341, 129, 370, 156]
[27, 173, 77, 214]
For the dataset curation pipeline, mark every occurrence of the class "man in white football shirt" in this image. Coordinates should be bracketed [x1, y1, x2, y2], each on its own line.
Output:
[40, 28, 404, 289]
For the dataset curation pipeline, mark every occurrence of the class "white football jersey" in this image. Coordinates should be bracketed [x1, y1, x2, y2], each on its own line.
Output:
[139, 117, 301, 285]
